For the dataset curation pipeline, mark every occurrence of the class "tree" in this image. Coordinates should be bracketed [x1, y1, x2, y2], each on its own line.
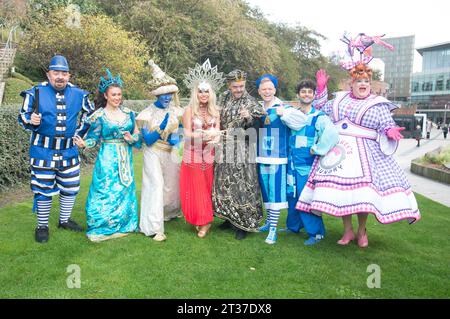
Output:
[95, 0, 283, 95]
[17, 0, 343, 99]
[18, 7, 150, 98]
[95, 0, 333, 99]
[0, 0, 27, 26]
[26, 0, 101, 19]
[372, 69, 382, 81]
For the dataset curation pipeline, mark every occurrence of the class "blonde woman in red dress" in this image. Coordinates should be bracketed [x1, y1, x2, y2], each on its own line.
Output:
[180, 60, 224, 238]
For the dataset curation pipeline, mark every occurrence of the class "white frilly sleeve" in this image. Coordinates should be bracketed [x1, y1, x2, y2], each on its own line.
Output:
[280, 107, 307, 131]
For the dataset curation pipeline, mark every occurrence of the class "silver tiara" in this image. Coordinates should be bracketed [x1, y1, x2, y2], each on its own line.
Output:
[183, 59, 225, 92]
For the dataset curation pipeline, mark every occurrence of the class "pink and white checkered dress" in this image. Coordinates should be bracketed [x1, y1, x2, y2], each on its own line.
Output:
[296, 91, 421, 224]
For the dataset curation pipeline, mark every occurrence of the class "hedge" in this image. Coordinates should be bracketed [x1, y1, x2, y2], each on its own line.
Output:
[3, 78, 31, 104]
[0, 104, 98, 192]
[11, 71, 35, 85]
[0, 101, 162, 192]
[0, 104, 31, 191]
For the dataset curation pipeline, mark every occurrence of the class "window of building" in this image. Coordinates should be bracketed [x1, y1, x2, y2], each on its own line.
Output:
[422, 82, 433, 91]
[436, 80, 444, 91]
[447, 79, 450, 90]
[412, 82, 419, 92]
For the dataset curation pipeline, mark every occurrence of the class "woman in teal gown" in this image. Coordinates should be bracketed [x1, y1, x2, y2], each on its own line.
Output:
[75, 70, 141, 242]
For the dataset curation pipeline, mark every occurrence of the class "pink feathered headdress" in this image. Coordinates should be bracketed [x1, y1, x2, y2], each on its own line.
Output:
[340, 33, 395, 73]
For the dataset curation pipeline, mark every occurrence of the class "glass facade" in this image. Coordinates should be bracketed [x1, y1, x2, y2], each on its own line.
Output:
[411, 42, 450, 112]
[372, 36, 415, 102]
[422, 48, 450, 71]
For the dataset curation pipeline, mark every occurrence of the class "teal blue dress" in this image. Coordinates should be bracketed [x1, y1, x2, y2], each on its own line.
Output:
[84, 107, 141, 240]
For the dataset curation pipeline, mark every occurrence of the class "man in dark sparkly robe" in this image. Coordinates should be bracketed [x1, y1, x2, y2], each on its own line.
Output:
[212, 70, 266, 240]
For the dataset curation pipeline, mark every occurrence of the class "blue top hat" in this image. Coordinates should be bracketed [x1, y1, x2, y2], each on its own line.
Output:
[48, 55, 69, 72]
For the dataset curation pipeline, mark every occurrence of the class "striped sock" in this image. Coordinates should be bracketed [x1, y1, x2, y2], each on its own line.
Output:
[37, 199, 52, 227]
[269, 209, 280, 228]
[265, 209, 272, 225]
[59, 194, 76, 224]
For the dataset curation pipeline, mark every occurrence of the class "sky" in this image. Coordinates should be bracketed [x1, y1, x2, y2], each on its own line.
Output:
[246, 0, 449, 72]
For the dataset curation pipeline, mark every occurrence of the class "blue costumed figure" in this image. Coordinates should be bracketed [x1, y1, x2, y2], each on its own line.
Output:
[18, 55, 95, 243]
[278, 72, 338, 245]
[255, 74, 291, 244]
[136, 60, 184, 242]
[80, 69, 141, 242]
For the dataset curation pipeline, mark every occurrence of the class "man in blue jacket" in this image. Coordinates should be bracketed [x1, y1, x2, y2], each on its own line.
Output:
[277, 76, 338, 245]
[18, 55, 95, 243]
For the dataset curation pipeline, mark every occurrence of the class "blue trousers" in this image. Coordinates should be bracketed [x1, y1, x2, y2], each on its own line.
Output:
[257, 163, 288, 209]
[286, 172, 325, 238]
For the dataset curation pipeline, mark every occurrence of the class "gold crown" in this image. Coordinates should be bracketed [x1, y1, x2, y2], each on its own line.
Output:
[226, 69, 247, 82]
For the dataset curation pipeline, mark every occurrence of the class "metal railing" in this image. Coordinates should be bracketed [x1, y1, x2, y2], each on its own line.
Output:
[0, 25, 18, 61]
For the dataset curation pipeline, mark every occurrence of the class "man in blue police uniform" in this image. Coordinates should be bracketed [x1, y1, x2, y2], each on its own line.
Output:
[18, 55, 95, 243]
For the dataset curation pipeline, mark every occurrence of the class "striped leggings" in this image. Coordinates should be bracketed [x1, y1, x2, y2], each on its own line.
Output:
[31, 164, 80, 227]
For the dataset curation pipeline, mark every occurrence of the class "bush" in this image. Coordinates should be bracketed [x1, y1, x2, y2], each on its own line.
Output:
[3, 78, 31, 105]
[18, 8, 151, 99]
[13, 52, 45, 83]
[122, 100, 151, 114]
[11, 71, 35, 85]
[0, 104, 32, 191]
[2, 72, 35, 105]
[423, 147, 450, 165]
[0, 104, 99, 191]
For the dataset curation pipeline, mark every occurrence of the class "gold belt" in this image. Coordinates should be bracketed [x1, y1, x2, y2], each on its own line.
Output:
[153, 140, 173, 152]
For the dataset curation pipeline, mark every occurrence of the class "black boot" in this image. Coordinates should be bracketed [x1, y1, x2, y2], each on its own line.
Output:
[58, 219, 83, 232]
[35, 226, 49, 243]
[235, 229, 247, 240]
[218, 220, 232, 230]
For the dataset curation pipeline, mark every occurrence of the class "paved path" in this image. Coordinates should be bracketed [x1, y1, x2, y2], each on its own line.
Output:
[393, 127, 450, 207]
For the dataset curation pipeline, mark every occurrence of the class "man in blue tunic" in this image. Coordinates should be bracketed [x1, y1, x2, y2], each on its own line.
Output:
[18, 55, 95, 243]
[277, 76, 338, 245]
[255, 74, 291, 244]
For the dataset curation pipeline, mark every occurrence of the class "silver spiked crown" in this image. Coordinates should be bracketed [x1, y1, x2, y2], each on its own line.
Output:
[183, 59, 225, 92]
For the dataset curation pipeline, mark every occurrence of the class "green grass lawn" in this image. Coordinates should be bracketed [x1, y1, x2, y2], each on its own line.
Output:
[0, 152, 449, 298]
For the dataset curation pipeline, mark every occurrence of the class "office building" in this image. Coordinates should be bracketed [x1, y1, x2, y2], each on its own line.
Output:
[411, 41, 450, 124]
[372, 35, 415, 102]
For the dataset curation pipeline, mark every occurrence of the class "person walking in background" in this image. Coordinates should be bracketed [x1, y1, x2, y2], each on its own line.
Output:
[443, 124, 448, 139]
[426, 119, 432, 139]
[414, 125, 422, 147]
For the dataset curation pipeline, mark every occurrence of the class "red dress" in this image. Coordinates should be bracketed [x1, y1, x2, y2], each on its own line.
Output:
[180, 112, 217, 226]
